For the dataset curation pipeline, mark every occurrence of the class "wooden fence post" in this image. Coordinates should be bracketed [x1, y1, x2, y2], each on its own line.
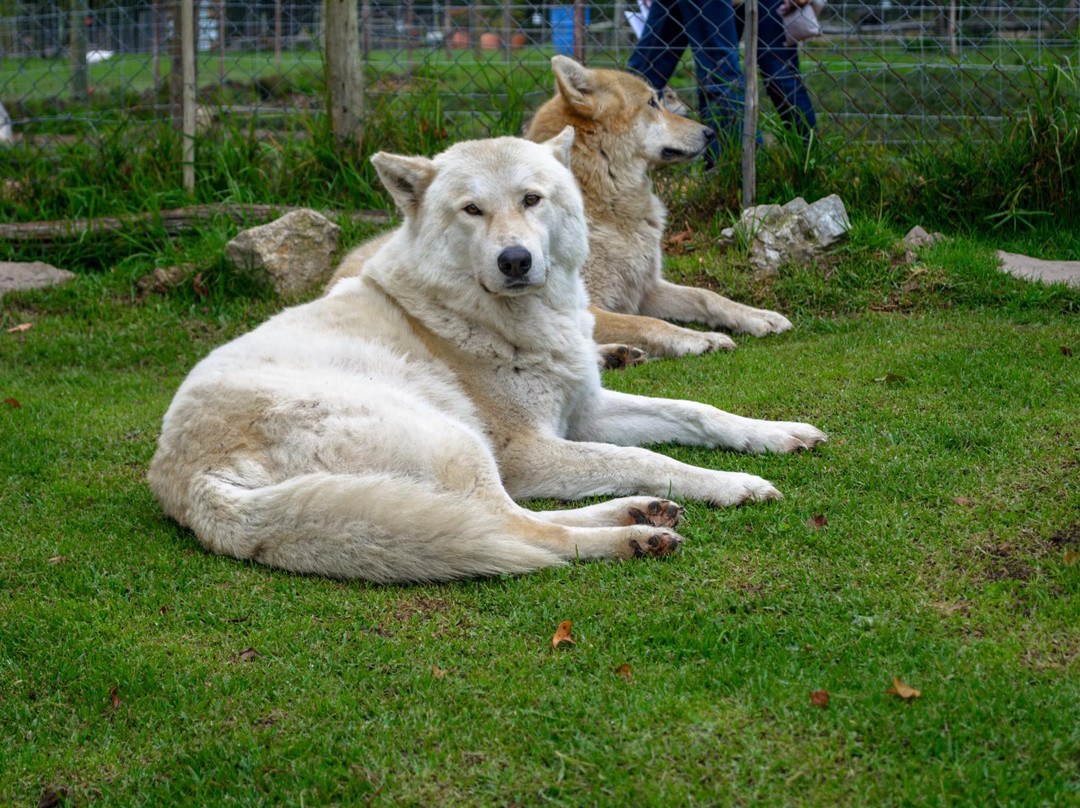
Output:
[325, 0, 364, 148]
[573, 0, 586, 63]
[70, 0, 88, 101]
[181, 0, 196, 194]
[741, 0, 759, 210]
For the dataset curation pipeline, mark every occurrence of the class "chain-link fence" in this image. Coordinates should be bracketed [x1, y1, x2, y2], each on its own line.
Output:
[1, 0, 1077, 152]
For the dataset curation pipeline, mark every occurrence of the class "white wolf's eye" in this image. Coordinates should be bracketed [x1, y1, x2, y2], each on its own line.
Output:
[523, 193, 541, 208]
[463, 203, 482, 216]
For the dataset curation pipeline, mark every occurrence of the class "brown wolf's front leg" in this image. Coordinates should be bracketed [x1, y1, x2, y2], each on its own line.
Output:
[640, 280, 793, 336]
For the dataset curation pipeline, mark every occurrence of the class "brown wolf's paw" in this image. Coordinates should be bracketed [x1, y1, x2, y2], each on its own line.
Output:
[627, 499, 684, 528]
[627, 530, 683, 558]
[734, 308, 793, 337]
[599, 344, 648, 370]
[671, 331, 736, 356]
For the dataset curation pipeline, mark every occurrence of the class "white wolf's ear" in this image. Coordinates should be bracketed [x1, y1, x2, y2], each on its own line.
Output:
[551, 55, 596, 110]
[543, 126, 575, 169]
[371, 152, 437, 216]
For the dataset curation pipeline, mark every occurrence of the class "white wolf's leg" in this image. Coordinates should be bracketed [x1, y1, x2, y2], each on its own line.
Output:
[499, 435, 782, 507]
[185, 471, 682, 583]
[574, 388, 827, 455]
[640, 279, 793, 336]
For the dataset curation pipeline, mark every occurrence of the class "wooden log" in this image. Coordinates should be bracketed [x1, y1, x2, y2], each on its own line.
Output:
[0, 205, 391, 245]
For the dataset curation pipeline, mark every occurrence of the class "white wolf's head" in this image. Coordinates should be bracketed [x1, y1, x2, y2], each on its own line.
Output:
[370, 130, 589, 303]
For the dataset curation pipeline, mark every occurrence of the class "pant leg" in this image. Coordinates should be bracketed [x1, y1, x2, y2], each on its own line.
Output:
[627, 0, 690, 89]
[677, 0, 744, 143]
[755, 0, 817, 136]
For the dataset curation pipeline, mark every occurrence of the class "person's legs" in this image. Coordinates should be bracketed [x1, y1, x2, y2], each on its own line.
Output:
[627, 0, 690, 89]
[678, 0, 744, 146]
[755, 0, 817, 136]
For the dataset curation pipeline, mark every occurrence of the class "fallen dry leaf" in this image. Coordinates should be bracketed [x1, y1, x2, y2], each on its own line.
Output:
[3, 397, 20, 408]
[1062, 346, 1074, 357]
[236, 647, 262, 662]
[1064, 550, 1078, 567]
[109, 686, 120, 710]
[47, 555, 67, 565]
[810, 689, 829, 708]
[552, 620, 576, 650]
[666, 228, 693, 245]
[615, 663, 632, 682]
[432, 665, 447, 679]
[806, 514, 828, 529]
[873, 373, 908, 383]
[6, 322, 33, 333]
[192, 272, 209, 299]
[886, 677, 921, 699]
[951, 496, 975, 506]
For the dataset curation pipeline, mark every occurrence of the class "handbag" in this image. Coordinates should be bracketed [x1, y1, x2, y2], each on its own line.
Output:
[781, 0, 826, 45]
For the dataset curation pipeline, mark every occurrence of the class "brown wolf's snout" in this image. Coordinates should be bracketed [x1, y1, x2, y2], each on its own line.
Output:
[498, 246, 533, 279]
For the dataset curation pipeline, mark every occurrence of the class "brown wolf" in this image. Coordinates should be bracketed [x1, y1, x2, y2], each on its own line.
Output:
[526, 56, 793, 360]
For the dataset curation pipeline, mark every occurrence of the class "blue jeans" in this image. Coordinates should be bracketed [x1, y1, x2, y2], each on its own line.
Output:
[627, 0, 816, 143]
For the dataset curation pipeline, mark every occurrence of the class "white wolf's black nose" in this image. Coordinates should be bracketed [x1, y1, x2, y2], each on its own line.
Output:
[497, 246, 533, 279]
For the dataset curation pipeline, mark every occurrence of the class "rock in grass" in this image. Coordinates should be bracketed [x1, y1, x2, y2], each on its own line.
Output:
[0, 261, 75, 301]
[719, 194, 851, 276]
[901, 225, 945, 250]
[225, 209, 341, 298]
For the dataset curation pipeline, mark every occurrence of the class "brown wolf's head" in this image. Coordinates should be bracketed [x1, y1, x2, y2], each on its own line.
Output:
[527, 56, 714, 172]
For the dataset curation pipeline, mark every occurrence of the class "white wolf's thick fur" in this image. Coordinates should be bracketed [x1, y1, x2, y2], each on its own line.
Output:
[525, 57, 794, 358]
[149, 132, 825, 583]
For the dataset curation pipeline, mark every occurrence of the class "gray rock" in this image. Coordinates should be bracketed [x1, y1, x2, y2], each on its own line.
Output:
[0, 261, 75, 300]
[997, 250, 1080, 289]
[225, 209, 341, 297]
[901, 225, 945, 250]
[719, 194, 851, 275]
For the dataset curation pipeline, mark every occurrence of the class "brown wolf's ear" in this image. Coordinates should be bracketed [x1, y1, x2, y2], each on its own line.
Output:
[371, 153, 436, 216]
[551, 55, 596, 110]
[543, 126, 575, 169]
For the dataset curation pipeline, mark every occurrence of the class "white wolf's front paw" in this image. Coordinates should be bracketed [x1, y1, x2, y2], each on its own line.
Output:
[740, 421, 828, 454]
[706, 472, 782, 507]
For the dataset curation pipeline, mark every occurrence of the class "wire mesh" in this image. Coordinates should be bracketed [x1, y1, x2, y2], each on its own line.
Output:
[0, 0, 1077, 152]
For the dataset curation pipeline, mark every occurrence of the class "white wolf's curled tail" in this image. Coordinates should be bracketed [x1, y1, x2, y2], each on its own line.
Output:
[182, 471, 564, 583]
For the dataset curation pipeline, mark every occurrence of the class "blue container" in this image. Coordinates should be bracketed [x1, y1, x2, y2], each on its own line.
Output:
[550, 6, 588, 56]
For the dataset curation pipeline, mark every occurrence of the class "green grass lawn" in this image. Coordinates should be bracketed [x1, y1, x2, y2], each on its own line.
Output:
[1, 219, 1079, 806]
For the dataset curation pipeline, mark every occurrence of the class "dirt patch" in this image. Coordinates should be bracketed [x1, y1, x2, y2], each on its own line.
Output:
[1048, 523, 1080, 549]
[392, 595, 452, 623]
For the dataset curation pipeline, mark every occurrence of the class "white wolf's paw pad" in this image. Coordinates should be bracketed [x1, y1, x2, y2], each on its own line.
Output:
[627, 499, 685, 528]
[627, 529, 683, 558]
[600, 344, 648, 370]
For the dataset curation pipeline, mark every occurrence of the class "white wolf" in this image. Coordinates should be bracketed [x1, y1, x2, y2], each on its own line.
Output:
[149, 131, 826, 583]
